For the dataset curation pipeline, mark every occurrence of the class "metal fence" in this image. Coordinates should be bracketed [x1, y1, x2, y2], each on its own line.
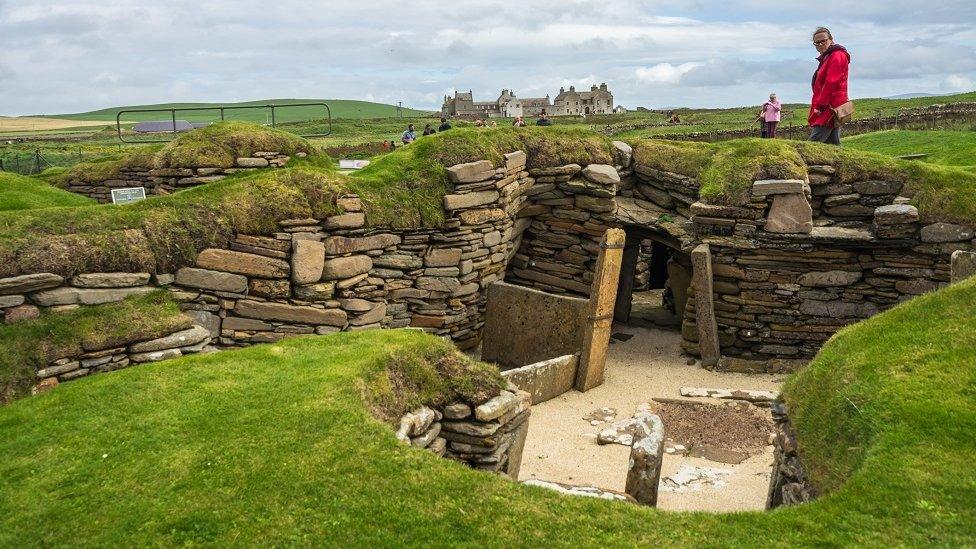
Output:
[115, 102, 333, 143]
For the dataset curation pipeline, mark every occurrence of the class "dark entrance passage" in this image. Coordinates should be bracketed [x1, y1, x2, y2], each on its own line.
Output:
[613, 226, 691, 330]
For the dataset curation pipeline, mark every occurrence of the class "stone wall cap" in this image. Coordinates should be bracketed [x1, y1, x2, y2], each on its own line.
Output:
[752, 179, 806, 196]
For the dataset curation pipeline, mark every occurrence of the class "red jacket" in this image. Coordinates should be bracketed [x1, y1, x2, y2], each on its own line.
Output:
[809, 45, 850, 127]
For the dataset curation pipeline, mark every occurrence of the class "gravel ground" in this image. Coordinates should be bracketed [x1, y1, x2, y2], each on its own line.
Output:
[518, 324, 784, 512]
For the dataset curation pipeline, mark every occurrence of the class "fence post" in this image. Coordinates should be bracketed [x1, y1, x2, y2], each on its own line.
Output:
[34, 150, 41, 174]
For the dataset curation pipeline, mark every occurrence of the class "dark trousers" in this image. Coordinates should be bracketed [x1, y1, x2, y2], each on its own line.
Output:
[810, 125, 841, 145]
[765, 121, 778, 138]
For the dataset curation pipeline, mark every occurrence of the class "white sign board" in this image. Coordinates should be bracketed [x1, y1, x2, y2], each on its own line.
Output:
[111, 187, 147, 205]
[339, 159, 371, 169]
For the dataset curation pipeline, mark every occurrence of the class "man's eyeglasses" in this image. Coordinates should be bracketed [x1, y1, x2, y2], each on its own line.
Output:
[813, 39, 830, 46]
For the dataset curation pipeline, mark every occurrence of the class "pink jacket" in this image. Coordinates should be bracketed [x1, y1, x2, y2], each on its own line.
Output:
[761, 101, 781, 122]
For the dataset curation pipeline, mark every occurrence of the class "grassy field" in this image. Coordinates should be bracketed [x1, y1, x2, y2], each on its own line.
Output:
[37, 98, 431, 124]
[0, 276, 975, 545]
[0, 117, 115, 132]
[844, 130, 976, 168]
[0, 172, 95, 211]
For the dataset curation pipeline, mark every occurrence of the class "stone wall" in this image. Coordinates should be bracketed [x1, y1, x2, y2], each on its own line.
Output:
[397, 386, 531, 478]
[766, 403, 817, 508]
[63, 151, 298, 203]
[502, 354, 578, 405]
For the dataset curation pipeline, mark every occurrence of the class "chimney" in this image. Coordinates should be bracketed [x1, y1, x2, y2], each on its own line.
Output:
[569, 85, 575, 92]
[600, 83, 608, 91]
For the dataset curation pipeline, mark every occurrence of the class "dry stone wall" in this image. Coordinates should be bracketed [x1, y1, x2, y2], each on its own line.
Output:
[63, 151, 299, 203]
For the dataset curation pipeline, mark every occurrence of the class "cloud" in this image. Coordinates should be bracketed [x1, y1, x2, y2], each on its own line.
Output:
[635, 62, 704, 84]
[0, 0, 974, 114]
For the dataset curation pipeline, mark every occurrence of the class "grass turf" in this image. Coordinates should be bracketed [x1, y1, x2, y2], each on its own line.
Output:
[1, 277, 975, 545]
[0, 291, 191, 403]
[632, 137, 976, 223]
[0, 172, 95, 211]
[843, 130, 976, 168]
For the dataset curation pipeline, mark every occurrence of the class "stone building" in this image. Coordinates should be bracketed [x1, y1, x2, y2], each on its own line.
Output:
[441, 83, 613, 118]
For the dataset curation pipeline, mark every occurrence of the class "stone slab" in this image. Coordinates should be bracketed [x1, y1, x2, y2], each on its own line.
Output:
[951, 250, 976, 283]
[481, 281, 588, 370]
[291, 239, 325, 284]
[196, 249, 289, 278]
[0, 273, 64, 295]
[175, 267, 248, 293]
[765, 193, 813, 234]
[752, 179, 806, 196]
[501, 354, 578, 405]
[234, 300, 347, 326]
[71, 272, 151, 288]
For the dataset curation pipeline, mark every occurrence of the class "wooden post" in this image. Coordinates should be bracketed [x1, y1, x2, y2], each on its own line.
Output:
[691, 244, 721, 367]
[576, 228, 626, 392]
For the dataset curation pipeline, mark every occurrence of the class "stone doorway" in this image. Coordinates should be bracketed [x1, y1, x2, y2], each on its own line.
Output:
[613, 227, 691, 331]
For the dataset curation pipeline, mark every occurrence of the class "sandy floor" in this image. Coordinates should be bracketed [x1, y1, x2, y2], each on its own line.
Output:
[0, 116, 114, 132]
[518, 324, 784, 512]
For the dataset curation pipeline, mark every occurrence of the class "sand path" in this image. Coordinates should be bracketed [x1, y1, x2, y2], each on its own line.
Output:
[518, 324, 785, 512]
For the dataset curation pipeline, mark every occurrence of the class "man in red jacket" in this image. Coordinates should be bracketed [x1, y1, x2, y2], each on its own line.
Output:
[809, 27, 850, 145]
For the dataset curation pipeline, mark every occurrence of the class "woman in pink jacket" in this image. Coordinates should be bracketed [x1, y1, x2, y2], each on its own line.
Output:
[758, 93, 781, 138]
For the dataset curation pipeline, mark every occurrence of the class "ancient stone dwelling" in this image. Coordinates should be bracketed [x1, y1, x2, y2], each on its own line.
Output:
[441, 83, 614, 118]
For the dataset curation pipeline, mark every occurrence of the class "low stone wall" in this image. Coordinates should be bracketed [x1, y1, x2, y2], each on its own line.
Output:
[397, 387, 531, 478]
[481, 282, 588, 369]
[501, 354, 578, 405]
[766, 403, 817, 508]
[63, 151, 298, 203]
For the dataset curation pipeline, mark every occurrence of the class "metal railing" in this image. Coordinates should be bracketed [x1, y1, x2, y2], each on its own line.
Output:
[115, 102, 332, 143]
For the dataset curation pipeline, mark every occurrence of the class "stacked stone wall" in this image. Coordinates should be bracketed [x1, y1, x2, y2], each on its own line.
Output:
[63, 151, 298, 203]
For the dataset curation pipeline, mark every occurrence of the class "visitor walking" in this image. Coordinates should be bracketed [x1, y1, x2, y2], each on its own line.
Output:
[536, 110, 552, 126]
[401, 124, 417, 144]
[422, 123, 436, 136]
[438, 117, 452, 132]
[809, 27, 851, 146]
[758, 93, 781, 138]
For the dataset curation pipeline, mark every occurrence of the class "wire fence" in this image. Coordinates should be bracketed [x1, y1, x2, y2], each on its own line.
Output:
[0, 147, 90, 176]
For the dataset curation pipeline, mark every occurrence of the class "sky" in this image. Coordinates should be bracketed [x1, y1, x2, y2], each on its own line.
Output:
[1, 0, 975, 115]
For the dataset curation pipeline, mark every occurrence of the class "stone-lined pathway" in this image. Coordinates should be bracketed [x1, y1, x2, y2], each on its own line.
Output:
[518, 325, 784, 512]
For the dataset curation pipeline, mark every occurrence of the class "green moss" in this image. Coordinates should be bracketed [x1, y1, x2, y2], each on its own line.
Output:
[698, 139, 807, 204]
[364, 336, 504, 423]
[0, 172, 95, 211]
[0, 291, 191, 403]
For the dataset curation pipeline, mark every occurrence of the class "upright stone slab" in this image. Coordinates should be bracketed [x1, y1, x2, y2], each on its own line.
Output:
[625, 412, 665, 506]
[765, 194, 813, 234]
[951, 251, 976, 283]
[576, 228, 625, 392]
[691, 244, 721, 367]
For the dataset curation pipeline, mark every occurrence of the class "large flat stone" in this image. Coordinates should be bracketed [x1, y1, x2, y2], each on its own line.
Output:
[196, 249, 289, 278]
[323, 234, 400, 254]
[581, 164, 620, 186]
[175, 267, 248, 293]
[502, 355, 578, 405]
[322, 255, 372, 280]
[0, 295, 25, 308]
[612, 141, 633, 167]
[951, 250, 976, 283]
[443, 190, 500, 210]
[130, 325, 211, 353]
[753, 179, 806, 196]
[625, 412, 665, 506]
[0, 273, 64, 295]
[446, 160, 494, 183]
[373, 253, 422, 270]
[424, 248, 462, 267]
[234, 300, 347, 326]
[920, 222, 974, 243]
[852, 180, 903, 195]
[291, 239, 325, 284]
[798, 270, 862, 287]
[765, 194, 812, 234]
[323, 213, 366, 229]
[873, 204, 918, 225]
[30, 286, 153, 306]
[71, 272, 151, 288]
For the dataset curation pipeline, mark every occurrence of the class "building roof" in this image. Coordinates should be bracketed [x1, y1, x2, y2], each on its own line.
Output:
[520, 97, 551, 107]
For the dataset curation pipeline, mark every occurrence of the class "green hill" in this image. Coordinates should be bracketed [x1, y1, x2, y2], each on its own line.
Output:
[40, 99, 432, 123]
[0, 172, 95, 211]
[844, 130, 976, 169]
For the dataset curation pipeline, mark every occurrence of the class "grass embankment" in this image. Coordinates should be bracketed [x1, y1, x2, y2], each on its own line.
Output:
[1, 279, 975, 545]
[844, 130, 976, 169]
[0, 172, 95, 211]
[633, 138, 976, 223]
[0, 124, 609, 279]
[0, 291, 190, 402]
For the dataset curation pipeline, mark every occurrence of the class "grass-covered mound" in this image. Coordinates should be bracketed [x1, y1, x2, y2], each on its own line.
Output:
[1, 279, 975, 545]
[0, 127, 609, 279]
[633, 138, 976, 223]
[844, 129, 976, 169]
[0, 172, 95, 211]
[0, 291, 191, 403]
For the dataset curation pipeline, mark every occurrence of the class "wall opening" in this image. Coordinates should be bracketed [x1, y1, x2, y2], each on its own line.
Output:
[613, 226, 691, 331]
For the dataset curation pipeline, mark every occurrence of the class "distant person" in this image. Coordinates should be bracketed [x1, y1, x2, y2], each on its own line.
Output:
[809, 27, 851, 146]
[474, 119, 485, 127]
[513, 116, 526, 127]
[401, 124, 416, 144]
[536, 110, 552, 126]
[488, 120, 497, 128]
[438, 117, 452, 131]
[389, 140, 396, 150]
[759, 93, 782, 138]
[422, 123, 436, 136]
